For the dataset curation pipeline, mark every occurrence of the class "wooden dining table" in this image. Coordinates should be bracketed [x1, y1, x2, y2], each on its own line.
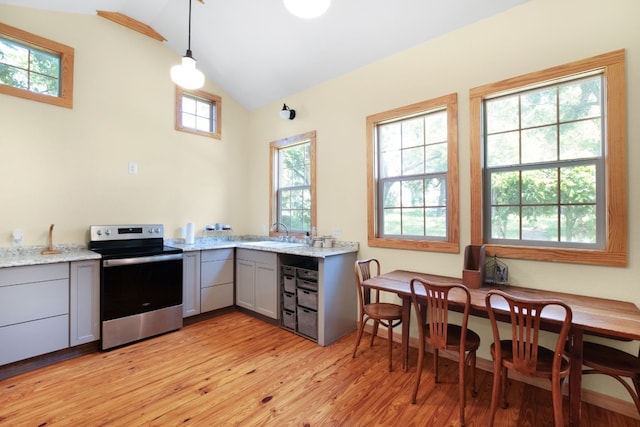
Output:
[363, 269, 640, 427]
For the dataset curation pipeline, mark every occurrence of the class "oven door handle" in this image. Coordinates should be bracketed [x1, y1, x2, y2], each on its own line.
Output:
[103, 253, 183, 267]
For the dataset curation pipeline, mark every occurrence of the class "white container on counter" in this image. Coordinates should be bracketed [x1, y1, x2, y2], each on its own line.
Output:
[185, 222, 195, 245]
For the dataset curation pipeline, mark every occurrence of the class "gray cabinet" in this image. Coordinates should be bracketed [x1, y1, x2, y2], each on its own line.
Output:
[0, 263, 70, 365]
[279, 252, 357, 346]
[70, 260, 100, 345]
[201, 248, 234, 311]
[236, 249, 278, 319]
[183, 249, 235, 318]
[182, 251, 201, 317]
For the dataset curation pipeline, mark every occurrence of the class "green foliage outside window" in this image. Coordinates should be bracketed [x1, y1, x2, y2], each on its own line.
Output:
[485, 75, 602, 246]
[278, 143, 311, 232]
[378, 109, 449, 239]
[0, 37, 60, 96]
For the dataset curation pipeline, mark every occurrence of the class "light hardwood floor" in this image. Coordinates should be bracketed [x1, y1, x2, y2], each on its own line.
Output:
[1, 311, 639, 426]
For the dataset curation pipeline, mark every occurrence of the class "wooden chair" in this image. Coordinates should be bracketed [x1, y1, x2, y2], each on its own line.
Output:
[352, 259, 403, 371]
[485, 289, 572, 427]
[581, 341, 640, 416]
[409, 278, 480, 426]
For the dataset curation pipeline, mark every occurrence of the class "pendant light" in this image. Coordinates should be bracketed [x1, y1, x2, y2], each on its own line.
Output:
[283, 0, 331, 19]
[171, 0, 205, 89]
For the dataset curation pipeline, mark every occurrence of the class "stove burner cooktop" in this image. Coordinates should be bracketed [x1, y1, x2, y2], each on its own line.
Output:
[88, 224, 182, 259]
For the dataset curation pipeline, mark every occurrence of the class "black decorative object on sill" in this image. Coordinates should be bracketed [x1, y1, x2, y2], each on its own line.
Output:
[485, 255, 509, 285]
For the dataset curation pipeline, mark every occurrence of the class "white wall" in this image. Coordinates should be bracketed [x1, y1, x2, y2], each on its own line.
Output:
[0, 5, 251, 245]
[247, 0, 640, 402]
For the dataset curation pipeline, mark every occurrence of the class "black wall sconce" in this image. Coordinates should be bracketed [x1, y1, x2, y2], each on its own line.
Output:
[280, 104, 296, 120]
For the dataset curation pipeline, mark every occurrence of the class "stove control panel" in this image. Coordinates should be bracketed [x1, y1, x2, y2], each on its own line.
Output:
[90, 224, 164, 241]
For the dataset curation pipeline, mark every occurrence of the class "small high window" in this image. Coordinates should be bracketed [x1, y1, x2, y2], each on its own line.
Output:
[175, 86, 221, 139]
[0, 22, 74, 108]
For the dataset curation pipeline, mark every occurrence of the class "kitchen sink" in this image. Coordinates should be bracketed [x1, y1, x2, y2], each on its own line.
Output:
[241, 241, 309, 249]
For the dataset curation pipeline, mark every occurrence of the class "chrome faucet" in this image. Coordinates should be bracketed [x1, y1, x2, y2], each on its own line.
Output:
[271, 222, 289, 240]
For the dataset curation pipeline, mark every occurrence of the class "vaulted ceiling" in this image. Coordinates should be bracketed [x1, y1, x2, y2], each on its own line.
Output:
[1, 0, 529, 109]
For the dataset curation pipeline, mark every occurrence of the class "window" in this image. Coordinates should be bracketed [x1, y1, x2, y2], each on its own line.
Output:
[270, 131, 316, 236]
[367, 94, 459, 253]
[470, 50, 627, 266]
[175, 86, 221, 139]
[0, 22, 74, 108]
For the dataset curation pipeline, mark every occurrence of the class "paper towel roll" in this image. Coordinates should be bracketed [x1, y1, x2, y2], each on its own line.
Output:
[186, 222, 195, 244]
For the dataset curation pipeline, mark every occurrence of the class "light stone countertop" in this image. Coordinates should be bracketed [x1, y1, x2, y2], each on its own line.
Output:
[167, 236, 359, 258]
[0, 237, 359, 268]
[0, 245, 101, 268]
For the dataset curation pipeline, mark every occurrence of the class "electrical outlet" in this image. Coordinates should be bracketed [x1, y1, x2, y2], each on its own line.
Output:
[12, 229, 23, 246]
[128, 162, 138, 175]
[332, 228, 341, 238]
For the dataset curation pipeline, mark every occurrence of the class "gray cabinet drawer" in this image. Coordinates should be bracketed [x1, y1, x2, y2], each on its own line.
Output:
[0, 263, 68, 286]
[0, 315, 69, 365]
[0, 279, 69, 327]
[201, 258, 233, 288]
[201, 282, 234, 311]
[201, 248, 234, 263]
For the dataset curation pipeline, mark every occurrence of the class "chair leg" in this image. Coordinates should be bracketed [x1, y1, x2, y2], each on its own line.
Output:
[489, 359, 501, 427]
[551, 377, 564, 427]
[459, 350, 467, 426]
[411, 340, 425, 404]
[387, 321, 394, 371]
[433, 348, 440, 383]
[467, 350, 478, 397]
[632, 376, 640, 416]
[352, 316, 368, 358]
[501, 366, 509, 409]
[370, 320, 380, 347]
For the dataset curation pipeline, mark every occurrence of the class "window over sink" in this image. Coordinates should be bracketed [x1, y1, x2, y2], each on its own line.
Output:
[270, 131, 317, 237]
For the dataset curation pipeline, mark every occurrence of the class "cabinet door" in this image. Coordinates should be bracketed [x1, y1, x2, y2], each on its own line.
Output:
[255, 261, 278, 319]
[236, 259, 255, 310]
[182, 251, 201, 317]
[70, 260, 100, 346]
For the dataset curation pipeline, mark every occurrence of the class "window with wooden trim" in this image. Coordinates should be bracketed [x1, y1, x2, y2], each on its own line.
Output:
[175, 86, 221, 139]
[469, 50, 627, 266]
[270, 131, 317, 236]
[0, 22, 74, 108]
[367, 94, 459, 253]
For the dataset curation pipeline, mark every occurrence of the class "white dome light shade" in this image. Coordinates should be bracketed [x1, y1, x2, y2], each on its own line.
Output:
[283, 0, 331, 19]
[171, 55, 205, 90]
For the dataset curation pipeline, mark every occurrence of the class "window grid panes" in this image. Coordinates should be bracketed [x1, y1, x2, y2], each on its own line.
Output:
[277, 142, 312, 233]
[483, 74, 604, 248]
[377, 109, 449, 239]
[0, 36, 61, 97]
[181, 93, 216, 133]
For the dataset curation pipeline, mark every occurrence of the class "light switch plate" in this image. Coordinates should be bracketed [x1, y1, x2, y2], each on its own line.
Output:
[128, 162, 138, 175]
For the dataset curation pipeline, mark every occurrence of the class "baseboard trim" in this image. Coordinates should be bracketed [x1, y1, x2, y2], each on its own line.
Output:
[363, 323, 640, 420]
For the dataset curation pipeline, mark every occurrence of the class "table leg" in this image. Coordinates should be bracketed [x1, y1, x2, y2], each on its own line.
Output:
[569, 328, 584, 427]
[401, 296, 411, 371]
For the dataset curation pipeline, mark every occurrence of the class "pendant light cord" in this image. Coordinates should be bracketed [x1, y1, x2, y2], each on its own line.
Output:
[187, 0, 193, 54]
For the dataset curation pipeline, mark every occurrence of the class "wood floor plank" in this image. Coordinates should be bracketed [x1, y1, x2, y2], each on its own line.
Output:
[1, 311, 639, 426]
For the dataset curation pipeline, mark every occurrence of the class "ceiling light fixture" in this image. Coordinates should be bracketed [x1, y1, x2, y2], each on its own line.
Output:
[283, 0, 331, 19]
[280, 104, 296, 120]
[171, 0, 205, 90]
